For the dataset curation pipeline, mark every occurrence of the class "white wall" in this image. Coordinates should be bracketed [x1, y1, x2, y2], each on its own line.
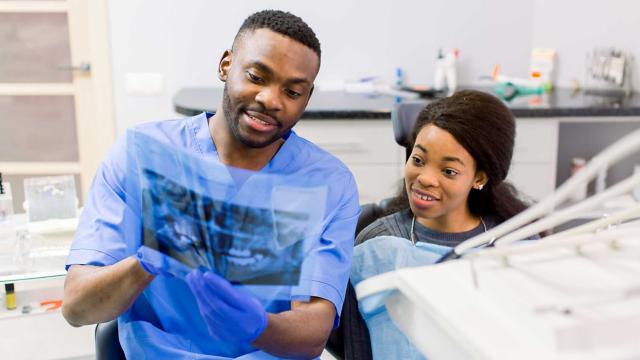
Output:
[107, 0, 639, 133]
[532, 0, 640, 89]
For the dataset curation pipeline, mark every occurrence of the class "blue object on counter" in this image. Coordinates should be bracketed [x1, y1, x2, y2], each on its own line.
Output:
[495, 81, 544, 101]
[395, 67, 404, 87]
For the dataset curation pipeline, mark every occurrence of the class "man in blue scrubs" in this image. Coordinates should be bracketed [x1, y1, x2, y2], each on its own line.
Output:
[62, 10, 360, 359]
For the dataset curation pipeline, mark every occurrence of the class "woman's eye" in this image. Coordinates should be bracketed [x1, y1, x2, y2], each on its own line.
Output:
[411, 156, 424, 165]
[443, 168, 458, 176]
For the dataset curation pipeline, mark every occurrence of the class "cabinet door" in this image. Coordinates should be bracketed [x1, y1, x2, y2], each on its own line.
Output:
[0, 0, 115, 211]
[513, 119, 559, 163]
[349, 164, 404, 204]
[556, 119, 640, 191]
[510, 119, 559, 201]
[0, 278, 94, 359]
[294, 119, 405, 203]
[508, 162, 557, 202]
[295, 120, 403, 164]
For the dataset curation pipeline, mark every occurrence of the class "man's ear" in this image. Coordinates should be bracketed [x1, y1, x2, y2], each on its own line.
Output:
[301, 85, 314, 109]
[218, 50, 232, 82]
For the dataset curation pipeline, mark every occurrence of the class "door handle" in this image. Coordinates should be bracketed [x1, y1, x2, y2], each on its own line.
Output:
[57, 62, 91, 73]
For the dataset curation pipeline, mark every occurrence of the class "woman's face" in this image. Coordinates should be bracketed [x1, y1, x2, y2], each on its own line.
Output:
[404, 124, 487, 231]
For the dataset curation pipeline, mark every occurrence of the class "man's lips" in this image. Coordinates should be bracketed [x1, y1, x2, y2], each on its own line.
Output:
[245, 110, 278, 127]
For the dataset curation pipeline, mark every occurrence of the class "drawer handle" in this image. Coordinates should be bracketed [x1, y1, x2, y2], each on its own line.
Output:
[316, 142, 364, 153]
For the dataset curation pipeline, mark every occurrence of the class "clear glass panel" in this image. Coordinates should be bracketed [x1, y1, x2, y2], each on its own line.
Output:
[0, 13, 72, 83]
[1, 174, 82, 214]
[0, 95, 78, 161]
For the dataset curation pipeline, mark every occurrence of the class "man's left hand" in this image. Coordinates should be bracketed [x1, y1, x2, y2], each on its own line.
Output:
[186, 269, 268, 343]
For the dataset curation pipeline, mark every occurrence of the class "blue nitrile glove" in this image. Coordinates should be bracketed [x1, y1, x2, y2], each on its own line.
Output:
[136, 247, 162, 276]
[186, 269, 269, 343]
[136, 246, 192, 278]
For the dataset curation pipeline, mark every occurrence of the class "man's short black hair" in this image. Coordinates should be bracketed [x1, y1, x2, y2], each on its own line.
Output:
[233, 10, 321, 59]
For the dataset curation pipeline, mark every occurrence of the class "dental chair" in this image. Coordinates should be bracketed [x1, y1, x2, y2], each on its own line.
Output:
[95, 319, 124, 360]
[325, 101, 426, 359]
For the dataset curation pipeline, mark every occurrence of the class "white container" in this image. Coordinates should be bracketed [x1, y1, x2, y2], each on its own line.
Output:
[530, 48, 556, 86]
[633, 164, 640, 201]
[0, 182, 14, 221]
[23, 175, 77, 222]
[434, 51, 446, 91]
[433, 49, 458, 94]
[569, 158, 587, 202]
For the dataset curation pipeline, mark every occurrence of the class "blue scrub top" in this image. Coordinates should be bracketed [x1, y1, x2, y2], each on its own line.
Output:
[66, 113, 361, 359]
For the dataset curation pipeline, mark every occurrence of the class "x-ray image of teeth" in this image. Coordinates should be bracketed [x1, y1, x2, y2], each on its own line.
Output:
[141, 169, 213, 270]
[140, 168, 318, 286]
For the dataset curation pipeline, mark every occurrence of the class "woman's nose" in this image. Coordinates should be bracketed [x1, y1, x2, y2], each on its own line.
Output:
[416, 167, 439, 188]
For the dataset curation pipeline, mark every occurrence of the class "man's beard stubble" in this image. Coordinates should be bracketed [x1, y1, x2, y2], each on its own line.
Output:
[222, 85, 283, 149]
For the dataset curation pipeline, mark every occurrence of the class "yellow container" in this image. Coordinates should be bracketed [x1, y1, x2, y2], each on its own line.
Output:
[5, 283, 16, 310]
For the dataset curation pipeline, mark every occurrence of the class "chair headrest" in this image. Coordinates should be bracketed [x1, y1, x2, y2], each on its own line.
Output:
[391, 101, 428, 148]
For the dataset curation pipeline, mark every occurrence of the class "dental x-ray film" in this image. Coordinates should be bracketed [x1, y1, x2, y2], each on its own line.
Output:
[127, 131, 327, 296]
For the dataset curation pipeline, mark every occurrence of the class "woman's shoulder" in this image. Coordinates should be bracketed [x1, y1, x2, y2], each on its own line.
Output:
[355, 209, 412, 245]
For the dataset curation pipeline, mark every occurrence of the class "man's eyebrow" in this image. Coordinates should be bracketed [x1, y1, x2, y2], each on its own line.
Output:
[249, 61, 311, 85]
[414, 144, 426, 153]
[250, 61, 274, 76]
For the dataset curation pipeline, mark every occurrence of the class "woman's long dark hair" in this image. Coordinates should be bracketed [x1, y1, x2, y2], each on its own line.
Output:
[386, 89, 529, 224]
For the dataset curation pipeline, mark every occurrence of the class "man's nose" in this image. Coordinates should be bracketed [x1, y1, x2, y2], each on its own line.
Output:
[255, 86, 283, 112]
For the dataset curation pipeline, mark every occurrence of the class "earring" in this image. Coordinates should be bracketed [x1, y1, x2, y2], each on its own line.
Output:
[476, 184, 484, 190]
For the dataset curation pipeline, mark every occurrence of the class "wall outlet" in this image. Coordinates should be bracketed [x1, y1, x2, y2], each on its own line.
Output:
[125, 73, 164, 95]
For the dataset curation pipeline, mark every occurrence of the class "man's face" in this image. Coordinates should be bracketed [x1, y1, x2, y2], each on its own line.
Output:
[219, 28, 319, 148]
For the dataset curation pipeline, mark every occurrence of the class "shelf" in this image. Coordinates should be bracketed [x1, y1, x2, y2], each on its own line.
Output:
[0, 214, 75, 284]
[0, 269, 66, 284]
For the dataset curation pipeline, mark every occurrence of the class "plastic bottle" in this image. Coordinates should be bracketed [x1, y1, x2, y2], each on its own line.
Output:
[5, 283, 16, 310]
[395, 67, 404, 87]
[445, 49, 459, 94]
[569, 158, 587, 202]
[433, 49, 445, 91]
[0, 177, 14, 221]
[434, 49, 459, 94]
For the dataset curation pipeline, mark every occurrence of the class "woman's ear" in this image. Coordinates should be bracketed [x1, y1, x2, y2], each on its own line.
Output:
[218, 50, 232, 82]
[474, 170, 489, 190]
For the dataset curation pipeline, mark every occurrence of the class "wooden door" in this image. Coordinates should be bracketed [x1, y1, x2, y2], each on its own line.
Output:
[0, 0, 115, 211]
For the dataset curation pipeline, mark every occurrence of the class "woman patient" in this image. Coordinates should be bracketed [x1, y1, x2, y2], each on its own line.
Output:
[349, 89, 534, 359]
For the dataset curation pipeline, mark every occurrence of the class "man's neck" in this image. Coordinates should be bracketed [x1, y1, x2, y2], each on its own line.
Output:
[208, 112, 283, 171]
